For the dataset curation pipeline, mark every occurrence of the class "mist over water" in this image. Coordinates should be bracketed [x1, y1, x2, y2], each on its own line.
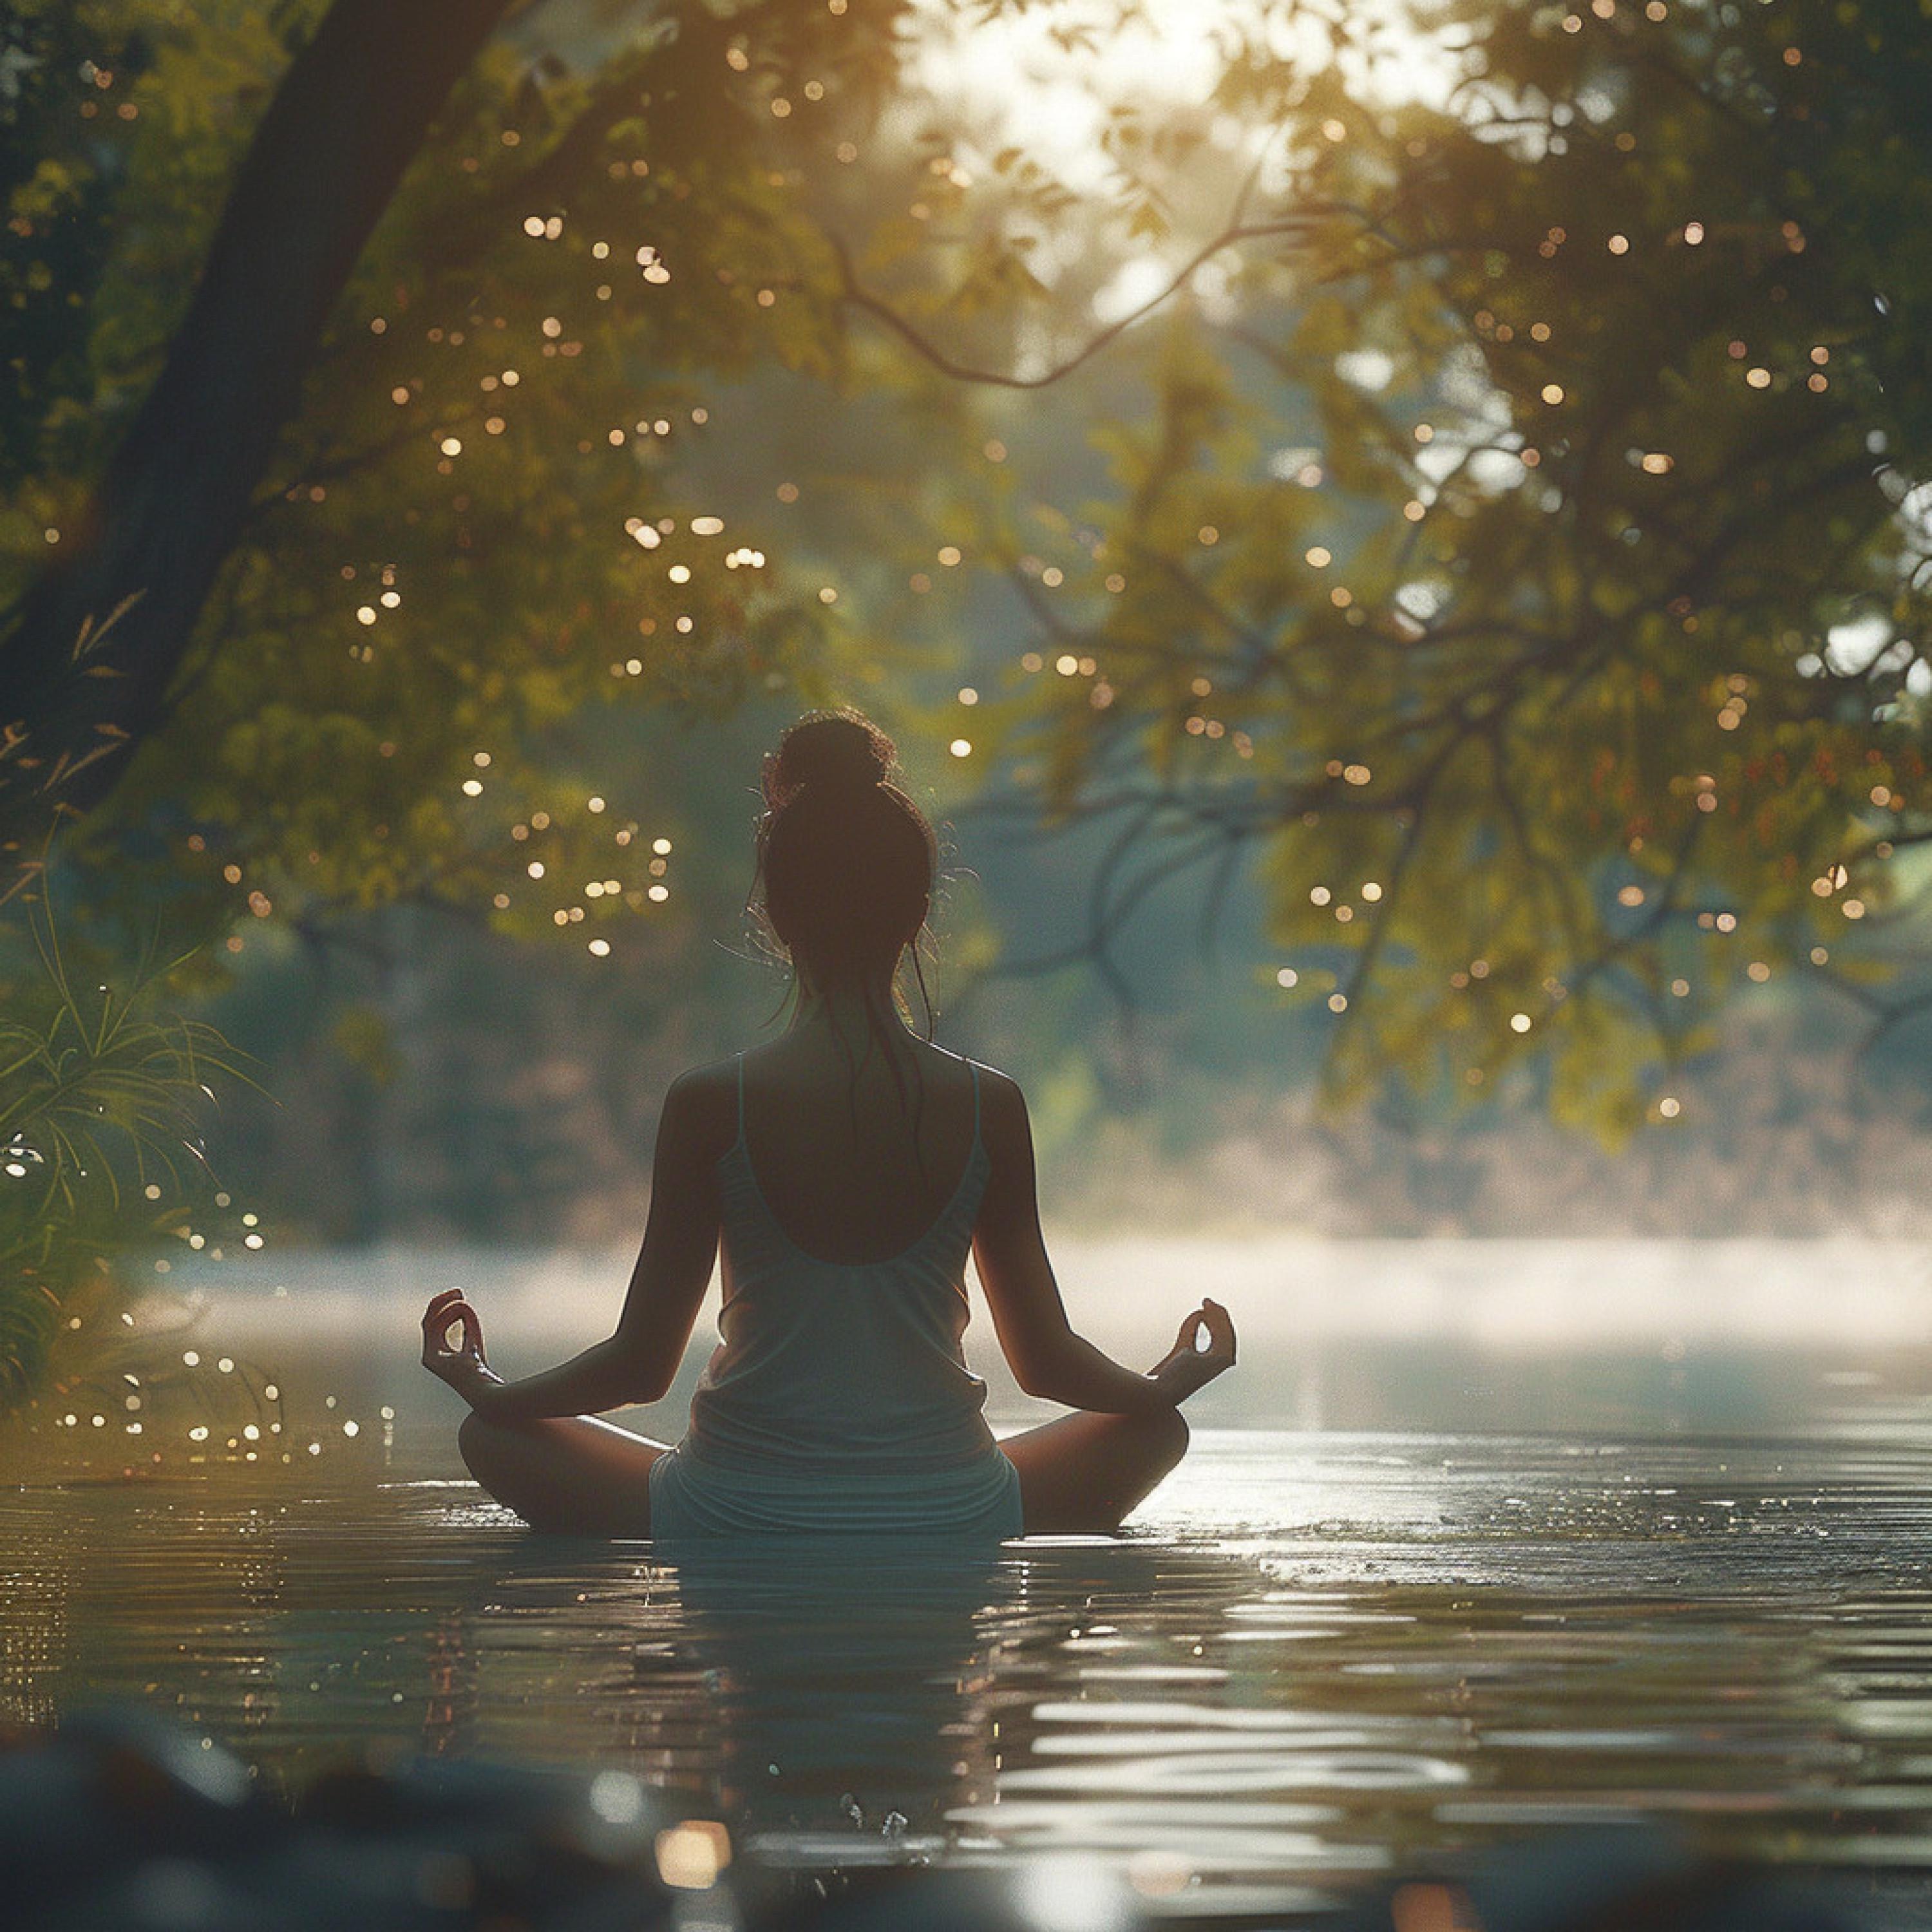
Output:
[164, 1234, 1932, 1442]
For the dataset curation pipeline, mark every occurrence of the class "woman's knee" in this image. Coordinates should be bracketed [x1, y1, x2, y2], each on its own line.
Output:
[1147, 1402, 1189, 1470]
[458, 1410, 525, 1490]
[457, 1413, 555, 1525]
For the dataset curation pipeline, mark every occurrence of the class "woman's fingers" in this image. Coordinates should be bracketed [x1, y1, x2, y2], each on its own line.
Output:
[1150, 1299, 1239, 1401]
[421, 1293, 482, 1356]
[421, 1287, 466, 1333]
[1202, 1297, 1235, 1354]
[1155, 1299, 1237, 1396]
[1188, 1298, 1235, 1378]
[420, 1291, 491, 1394]
[1179, 1301, 1233, 1344]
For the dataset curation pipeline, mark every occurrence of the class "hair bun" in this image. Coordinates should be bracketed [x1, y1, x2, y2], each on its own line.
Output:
[764, 710, 896, 810]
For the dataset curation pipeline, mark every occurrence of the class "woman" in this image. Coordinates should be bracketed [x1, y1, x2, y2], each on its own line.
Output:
[422, 709, 1235, 1538]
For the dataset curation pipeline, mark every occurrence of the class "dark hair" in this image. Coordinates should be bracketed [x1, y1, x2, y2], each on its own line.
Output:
[755, 709, 936, 994]
[753, 711, 939, 1117]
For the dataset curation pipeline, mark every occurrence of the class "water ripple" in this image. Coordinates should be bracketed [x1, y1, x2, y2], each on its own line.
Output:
[10, 1426, 1932, 1911]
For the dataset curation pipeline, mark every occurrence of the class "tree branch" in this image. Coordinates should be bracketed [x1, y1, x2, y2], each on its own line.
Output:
[833, 215, 1338, 392]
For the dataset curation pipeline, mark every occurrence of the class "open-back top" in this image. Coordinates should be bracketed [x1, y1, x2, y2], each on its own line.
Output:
[681, 1054, 999, 1475]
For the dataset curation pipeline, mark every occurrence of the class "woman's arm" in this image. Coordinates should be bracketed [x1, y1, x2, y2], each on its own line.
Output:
[468, 1069, 724, 1423]
[972, 1070, 1232, 1412]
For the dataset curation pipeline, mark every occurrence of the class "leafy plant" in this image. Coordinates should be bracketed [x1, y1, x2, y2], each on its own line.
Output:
[0, 901, 253, 1410]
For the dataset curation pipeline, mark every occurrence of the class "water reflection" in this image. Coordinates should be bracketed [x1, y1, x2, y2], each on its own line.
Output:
[8, 1426, 1932, 1914]
[664, 1540, 1011, 1861]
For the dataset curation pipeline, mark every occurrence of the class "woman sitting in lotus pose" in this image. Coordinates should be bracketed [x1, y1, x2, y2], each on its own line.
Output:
[422, 709, 1235, 1539]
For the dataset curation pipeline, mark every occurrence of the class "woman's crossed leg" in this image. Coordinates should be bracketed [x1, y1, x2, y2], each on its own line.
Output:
[457, 1404, 1187, 1538]
[457, 1410, 668, 1537]
[999, 1404, 1189, 1535]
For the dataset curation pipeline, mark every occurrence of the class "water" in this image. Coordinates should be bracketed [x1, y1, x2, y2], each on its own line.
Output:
[9, 1240, 1932, 1920]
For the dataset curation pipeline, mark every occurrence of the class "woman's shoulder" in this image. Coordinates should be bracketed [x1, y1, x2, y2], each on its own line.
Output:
[922, 1047, 1026, 1133]
[913, 1041, 1015, 1084]
[658, 1056, 743, 1156]
[665, 1053, 742, 1099]
[688, 1036, 1027, 1123]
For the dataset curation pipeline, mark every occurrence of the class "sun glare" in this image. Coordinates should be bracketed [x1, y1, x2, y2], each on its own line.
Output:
[907, 0, 1231, 198]
[908, 0, 1460, 184]
[907, 0, 1461, 328]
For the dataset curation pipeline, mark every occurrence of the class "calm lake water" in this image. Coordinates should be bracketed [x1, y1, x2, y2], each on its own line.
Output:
[8, 1239, 1932, 1921]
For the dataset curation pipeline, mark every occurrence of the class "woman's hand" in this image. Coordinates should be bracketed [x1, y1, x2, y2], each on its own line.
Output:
[421, 1288, 504, 1411]
[1149, 1298, 1236, 1404]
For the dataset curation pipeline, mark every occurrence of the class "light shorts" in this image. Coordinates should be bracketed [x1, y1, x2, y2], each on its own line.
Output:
[647, 1440, 1024, 1543]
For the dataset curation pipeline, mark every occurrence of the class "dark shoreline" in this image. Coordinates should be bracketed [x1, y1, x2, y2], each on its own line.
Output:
[7, 1709, 1928, 1932]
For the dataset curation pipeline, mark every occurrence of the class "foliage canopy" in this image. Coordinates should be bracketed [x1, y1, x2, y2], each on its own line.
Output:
[901, 0, 1932, 1131]
[3, 0, 1931, 1162]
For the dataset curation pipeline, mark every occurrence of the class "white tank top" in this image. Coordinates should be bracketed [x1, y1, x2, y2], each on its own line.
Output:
[683, 1055, 998, 1474]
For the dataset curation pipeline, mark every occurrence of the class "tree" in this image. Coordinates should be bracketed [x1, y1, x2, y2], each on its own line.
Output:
[1, 0, 517, 853]
[0, 0, 923, 942]
[886, 0, 1932, 1133]
[12, 0, 1932, 1150]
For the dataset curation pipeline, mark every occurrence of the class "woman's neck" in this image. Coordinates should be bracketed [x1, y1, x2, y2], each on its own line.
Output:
[791, 975, 912, 1060]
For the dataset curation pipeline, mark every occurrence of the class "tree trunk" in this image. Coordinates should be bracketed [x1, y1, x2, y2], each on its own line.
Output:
[0, 0, 514, 869]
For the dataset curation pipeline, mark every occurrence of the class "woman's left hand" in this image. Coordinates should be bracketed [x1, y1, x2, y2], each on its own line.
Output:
[421, 1287, 502, 1409]
[1149, 1298, 1237, 1403]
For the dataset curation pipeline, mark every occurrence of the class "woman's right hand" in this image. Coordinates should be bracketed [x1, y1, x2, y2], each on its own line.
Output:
[1150, 1297, 1236, 1403]
[421, 1287, 502, 1410]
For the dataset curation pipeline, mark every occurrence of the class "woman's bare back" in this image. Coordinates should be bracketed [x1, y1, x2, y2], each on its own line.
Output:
[734, 1034, 980, 1266]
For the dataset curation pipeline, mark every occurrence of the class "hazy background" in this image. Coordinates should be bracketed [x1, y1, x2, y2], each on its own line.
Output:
[200, 701, 1932, 1251]
[9, 0, 1932, 1445]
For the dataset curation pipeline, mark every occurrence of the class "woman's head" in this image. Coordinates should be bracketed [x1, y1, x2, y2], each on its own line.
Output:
[754, 709, 936, 999]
